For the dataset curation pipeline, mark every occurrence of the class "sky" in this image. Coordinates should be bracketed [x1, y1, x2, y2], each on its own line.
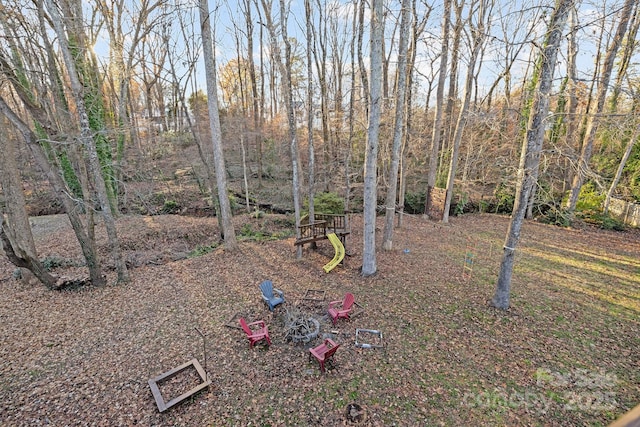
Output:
[88, 0, 637, 109]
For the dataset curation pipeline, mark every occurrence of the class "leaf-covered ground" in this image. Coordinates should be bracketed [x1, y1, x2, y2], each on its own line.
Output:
[0, 213, 638, 426]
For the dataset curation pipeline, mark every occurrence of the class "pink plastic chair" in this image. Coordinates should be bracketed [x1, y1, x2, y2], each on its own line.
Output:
[309, 338, 340, 372]
[239, 318, 271, 348]
[328, 293, 354, 325]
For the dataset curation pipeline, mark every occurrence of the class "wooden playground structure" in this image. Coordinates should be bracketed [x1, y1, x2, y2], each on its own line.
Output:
[294, 213, 350, 272]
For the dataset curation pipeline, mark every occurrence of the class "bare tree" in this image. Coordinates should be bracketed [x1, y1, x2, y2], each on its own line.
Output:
[441, 0, 464, 173]
[362, 0, 384, 276]
[492, 0, 573, 310]
[198, 0, 237, 249]
[481, 3, 542, 112]
[345, 0, 359, 216]
[165, 7, 221, 219]
[382, 0, 411, 251]
[357, 0, 370, 116]
[328, 3, 349, 188]
[398, 0, 430, 229]
[96, 0, 166, 185]
[305, 0, 316, 224]
[424, 0, 450, 218]
[566, 0, 636, 213]
[260, 0, 303, 258]
[608, 1, 640, 113]
[563, 6, 580, 192]
[442, 0, 488, 223]
[312, 0, 330, 186]
[242, 0, 264, 187]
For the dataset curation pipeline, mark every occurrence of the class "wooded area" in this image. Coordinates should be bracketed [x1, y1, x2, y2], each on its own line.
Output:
[0, 0, 639, 422]
[1, 0, 639, 287]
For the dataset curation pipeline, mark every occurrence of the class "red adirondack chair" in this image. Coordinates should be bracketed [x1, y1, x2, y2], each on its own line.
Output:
[239, 318, 271, 348]
[309, 338, 340, 372]
[328, 293, 355, 325]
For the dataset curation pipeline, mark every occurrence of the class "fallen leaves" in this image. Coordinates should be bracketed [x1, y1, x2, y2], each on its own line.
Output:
[0, 213, 638, 426]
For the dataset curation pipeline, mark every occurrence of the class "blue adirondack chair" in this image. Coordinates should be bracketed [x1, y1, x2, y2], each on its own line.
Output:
[259, 280, 284, 311]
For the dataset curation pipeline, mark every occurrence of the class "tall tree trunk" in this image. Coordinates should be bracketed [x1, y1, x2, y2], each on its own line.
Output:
[165, 29, 219, 217]
[0, 118, 57, 288]
[280, 0, 303, 258]
[382, 0, 410, 251]
[362, 0, 384, 276]
[306, 0, 316, 224]
[566, 0, 635, 213]
[256, 2, 267, 130]
[244, 0, 263, 187]
[46, 0, 128, 283]
[441, 0, 464, 178]
[329, 7, 347, 191]
[198, 0, 237, 249]
[398, 0, 430, 228]
[357, 0, 370, 116]
[260, 0, 303, 258]
[312, 0, 331, 189]
[608, 2, 640, 113]
[425, 0, 451, 217]
[442, 0, 487, 223]
[492, 0, 573, 310]
[345, 0, 358, 216]
[563, 6, 579, 193]
[0, 96, 106, 286]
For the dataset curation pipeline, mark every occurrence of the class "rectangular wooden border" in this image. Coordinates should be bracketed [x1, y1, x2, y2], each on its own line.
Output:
[303, 289, 326, 302]
[148, 358, 211, 412]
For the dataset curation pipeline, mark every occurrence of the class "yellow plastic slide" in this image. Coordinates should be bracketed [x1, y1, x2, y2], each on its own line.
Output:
[323, 233, 345, 273]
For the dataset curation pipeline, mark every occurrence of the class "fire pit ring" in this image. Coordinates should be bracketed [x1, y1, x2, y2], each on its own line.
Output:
[291, 317, 320, 343]
[283, 307, 321, 343]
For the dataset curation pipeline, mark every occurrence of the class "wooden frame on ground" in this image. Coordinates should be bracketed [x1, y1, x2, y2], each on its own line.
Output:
[303, 289, 326, 302]
[148, 358, 211, 412]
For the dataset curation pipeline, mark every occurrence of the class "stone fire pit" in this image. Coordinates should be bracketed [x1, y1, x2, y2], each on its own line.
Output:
[283, 307, 320, 343]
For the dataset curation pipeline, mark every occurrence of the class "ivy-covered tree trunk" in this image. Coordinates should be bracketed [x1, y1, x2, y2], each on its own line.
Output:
[0, 118, 57, 289]
[46, 0, 128, 283]
[0, 96, 106, 286]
